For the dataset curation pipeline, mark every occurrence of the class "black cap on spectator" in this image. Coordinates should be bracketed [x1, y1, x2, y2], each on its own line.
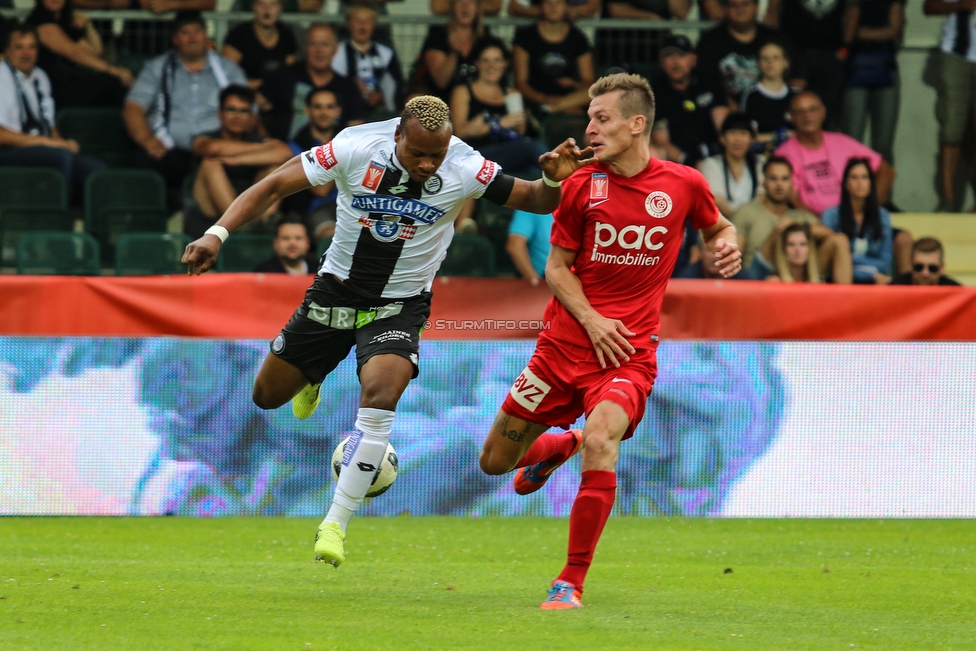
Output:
[172, 10, 206, 34]
[660, 35, 693, 57]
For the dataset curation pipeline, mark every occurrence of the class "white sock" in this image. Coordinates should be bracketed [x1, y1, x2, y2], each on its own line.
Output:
[322, 407, 394, 533]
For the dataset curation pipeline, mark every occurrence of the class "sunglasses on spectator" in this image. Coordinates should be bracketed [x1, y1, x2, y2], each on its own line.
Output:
[913, 263, 940, 273]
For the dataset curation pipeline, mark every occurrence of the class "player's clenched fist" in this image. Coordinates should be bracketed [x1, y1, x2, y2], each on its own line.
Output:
[182, 236, 222, 275]
[711, 238, 743, 278]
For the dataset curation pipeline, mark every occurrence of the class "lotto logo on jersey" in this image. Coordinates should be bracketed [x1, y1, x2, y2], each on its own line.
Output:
[509, 367, 551, 413]
[361, 161, 385, 190]
[590, 173, 609, 205]
[476, 160, 496, 185]
[315, 142, 337, 170]
[591, 222, 668, 266]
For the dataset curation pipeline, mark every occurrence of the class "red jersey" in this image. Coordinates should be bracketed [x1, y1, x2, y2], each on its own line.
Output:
[545, 157, 720, 350]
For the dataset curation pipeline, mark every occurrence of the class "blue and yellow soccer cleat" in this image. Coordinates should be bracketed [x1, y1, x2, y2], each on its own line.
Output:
[314, 521, 345, 567]
[292, 383, 322, 420]
[540, 580, 582, 610]
[514, 429, 583, 495]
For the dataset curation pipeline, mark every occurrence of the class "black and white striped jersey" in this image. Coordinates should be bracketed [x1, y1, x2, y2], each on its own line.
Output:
[300, 118, 501, 299]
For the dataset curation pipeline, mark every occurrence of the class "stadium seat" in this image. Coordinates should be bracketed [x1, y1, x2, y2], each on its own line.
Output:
[476, 201, 516, 276]
[541, 113, 589, 150]
[317, 235, 333, 258]
[217, 233, 275, 272]
[0, 167, 72, 263]
[55, 108, 133, 168]
[115, 233, 191, 276]
[438, 234, 497, 277]
[17, 231, 100, 275]
[84, 169, 168, 262]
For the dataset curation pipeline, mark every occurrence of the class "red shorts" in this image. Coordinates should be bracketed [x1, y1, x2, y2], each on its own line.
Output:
[501, 335, 658, 440]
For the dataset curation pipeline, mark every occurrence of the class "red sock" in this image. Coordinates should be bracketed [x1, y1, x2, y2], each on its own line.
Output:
[516, 430, 579, 468]
[556, 470, 617, 592]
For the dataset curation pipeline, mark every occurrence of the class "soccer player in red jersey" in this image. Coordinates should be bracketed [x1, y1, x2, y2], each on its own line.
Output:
[479, 73, 743, 609]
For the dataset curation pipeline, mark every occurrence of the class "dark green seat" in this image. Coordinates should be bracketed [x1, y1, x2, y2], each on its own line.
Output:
[115, 233, 191, 275]
[541, 113, 589, 150]
[0, 167, 71, 262]
[438, 234, 498, 277]
[84, 169, 168, 263]
[217, 233, 275, 272]
[317, 235, 333, 258]
[56, 108, 133, 167]
[17, 231, 100, 275]
[476, 200, 516, 275]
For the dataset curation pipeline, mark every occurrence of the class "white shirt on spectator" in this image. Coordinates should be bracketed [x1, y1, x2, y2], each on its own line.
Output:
[0, 61, 55, 135]
[699, 154, 765, 214]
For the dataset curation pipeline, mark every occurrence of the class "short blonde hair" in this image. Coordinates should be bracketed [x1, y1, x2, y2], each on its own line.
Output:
[589, 72, 656, 131]
[401, 96, 452, 132]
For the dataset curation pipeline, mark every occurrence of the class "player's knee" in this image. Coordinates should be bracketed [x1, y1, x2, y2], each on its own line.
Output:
[251, 381, 281, 410]
[580, 429, 617, 465]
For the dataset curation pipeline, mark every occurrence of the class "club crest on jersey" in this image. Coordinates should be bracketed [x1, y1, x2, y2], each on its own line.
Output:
[314, 142, 337, 170]
[645, 191, 673, 218]
[589, 173, 609, 206]
[424, 174, 442, 194]
[361, 161, 385, 190]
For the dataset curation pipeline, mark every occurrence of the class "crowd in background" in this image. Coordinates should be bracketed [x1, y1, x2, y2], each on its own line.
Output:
[0, 0, 971, 286]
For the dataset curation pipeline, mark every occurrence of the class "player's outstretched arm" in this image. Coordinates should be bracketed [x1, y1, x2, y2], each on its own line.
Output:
[503, 138, 596, 214]
[546, 245, 636, 369]
[701, 215, 743, 278]
[181, 155, 312, 275]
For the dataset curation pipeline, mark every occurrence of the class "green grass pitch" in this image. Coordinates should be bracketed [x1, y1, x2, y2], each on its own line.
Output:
[1, 517, 973, 650]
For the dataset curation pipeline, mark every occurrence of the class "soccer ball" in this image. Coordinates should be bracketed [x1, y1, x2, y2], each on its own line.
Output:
[331, 436, 399, 498]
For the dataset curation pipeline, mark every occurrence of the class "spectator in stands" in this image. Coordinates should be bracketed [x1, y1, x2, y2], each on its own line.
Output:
[182, 84, 292, 239]
[512, 0, 595, 122]
[763, 0, 854, 128]
[221, 0, 297, 90]
[331, 2, 404, 116]
[260, 23, 368, 140]
[433, 0, 500, 15]
[775, 90, 894, 216]
[766, 222, 820, 282]
[698, 112, 765, 218]
[449, 37, 548, 178]
[124, 11, 247, 206]
[595, 0, 691, 70]
[735, 156, 853, 282]
[839, 0, 904, 166]
[740, 39, 796, 148]
[696, 0, 802, 108]
[252, 218, 319, 275]
[923, 0, 976, 212]
[507, 0, 599, 20]
[651, 35, 725, 168]
[411, 0, 489, 101]
[890, 237, 961, 286]
[821, 157, 893, 284]
[282, 87, 340, 242]
[25, 0, 131, 107]
[678, 231, 755, 279]
[0, 22, 105, 202]
[506, 208, 553, 286]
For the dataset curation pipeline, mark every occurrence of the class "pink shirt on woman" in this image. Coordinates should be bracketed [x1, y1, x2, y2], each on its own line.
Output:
[774, 132, 883, 216]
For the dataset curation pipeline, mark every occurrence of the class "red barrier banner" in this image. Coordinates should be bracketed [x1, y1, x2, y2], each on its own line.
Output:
[1, 275, 975, 340]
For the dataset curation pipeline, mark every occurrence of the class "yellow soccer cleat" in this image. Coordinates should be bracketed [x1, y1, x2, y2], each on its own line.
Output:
[314, 521, 346, 567]
[292, 383, 322, 420]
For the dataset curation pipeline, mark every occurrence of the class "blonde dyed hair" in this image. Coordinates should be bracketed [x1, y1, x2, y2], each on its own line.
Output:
[402, 96, 452, 132]
[589, 73, 656, 133]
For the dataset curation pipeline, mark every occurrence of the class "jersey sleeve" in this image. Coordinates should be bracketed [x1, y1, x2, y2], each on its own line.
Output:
[301, 130, 355, 187]
[549, 174, 586, 251]
[689, 168, 721, 231]
[456, 143, 502, 199]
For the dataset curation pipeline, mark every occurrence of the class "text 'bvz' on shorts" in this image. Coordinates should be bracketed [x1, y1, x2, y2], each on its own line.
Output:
[270, 274, 431, 384]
